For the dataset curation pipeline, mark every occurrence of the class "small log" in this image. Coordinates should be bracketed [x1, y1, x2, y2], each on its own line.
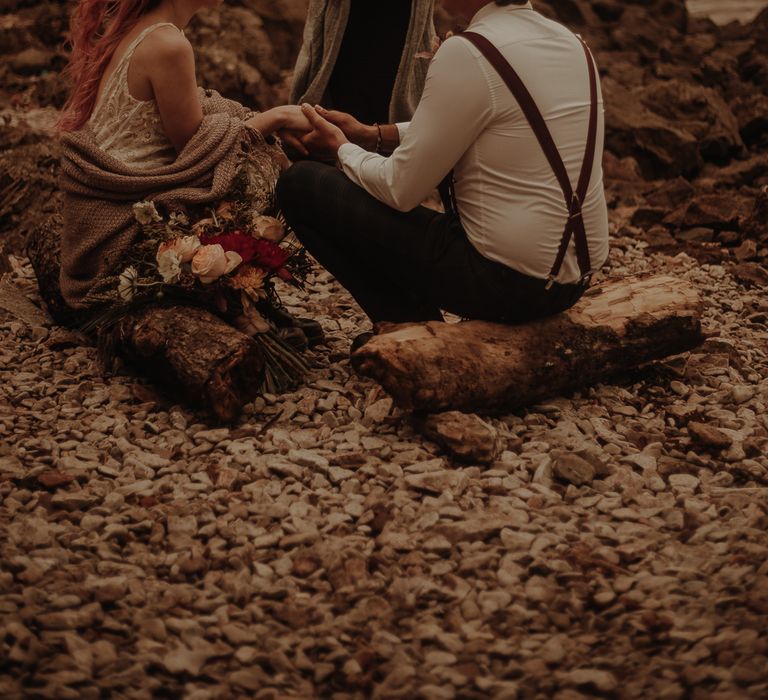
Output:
[27, 218, 264, 422]
[115, 305, 264, 423]
[352, 275, 705, 413]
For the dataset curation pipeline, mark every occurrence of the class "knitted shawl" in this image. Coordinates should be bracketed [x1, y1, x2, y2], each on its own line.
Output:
[59, 90, 268, 309]
[290, 0, 436, 123]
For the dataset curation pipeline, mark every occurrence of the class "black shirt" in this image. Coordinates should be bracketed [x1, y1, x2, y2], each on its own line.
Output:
[327, 0, 413, 124]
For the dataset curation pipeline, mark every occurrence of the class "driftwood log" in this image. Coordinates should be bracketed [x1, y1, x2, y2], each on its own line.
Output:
[27, 217, 264, 422]
[352, 275, 705, 413]
[112, 305, 264, 422]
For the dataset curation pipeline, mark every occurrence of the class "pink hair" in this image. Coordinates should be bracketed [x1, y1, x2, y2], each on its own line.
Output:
[58, 0, 161, 132]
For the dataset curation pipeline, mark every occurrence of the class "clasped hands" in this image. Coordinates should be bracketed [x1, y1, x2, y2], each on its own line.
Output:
[279, 104, 379, 162]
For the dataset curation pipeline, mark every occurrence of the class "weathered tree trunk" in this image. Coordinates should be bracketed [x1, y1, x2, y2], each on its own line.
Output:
[27, 218, 264, 422]
[114, 306, 264, 422]
[352, 275, 705, 413]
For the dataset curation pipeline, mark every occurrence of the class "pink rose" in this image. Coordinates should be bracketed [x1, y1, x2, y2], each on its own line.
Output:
[158, 235, 201, 263]
[191, 244, 242, 284]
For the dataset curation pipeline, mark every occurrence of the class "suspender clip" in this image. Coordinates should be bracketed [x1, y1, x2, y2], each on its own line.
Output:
[545, 275, 555, 291]
[579, 271, 593, 287]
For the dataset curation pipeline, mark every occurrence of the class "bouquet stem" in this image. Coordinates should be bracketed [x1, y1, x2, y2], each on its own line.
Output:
[254, 330, 311, 394]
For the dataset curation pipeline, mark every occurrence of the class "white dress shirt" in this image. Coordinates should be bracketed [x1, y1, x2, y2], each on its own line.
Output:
[337, 1, 609, 283]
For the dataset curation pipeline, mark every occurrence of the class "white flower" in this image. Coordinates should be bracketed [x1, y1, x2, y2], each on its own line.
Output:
[191, 244, 242, 284]
[133, 200, 162, 225]
[156, 248, 182, 284]
[158, 235, 201, 264]
[176, 235, 202, 263]
[167, 211, 189, 228]
[252, 215, 285, 242]
[118, 266, 138, 302]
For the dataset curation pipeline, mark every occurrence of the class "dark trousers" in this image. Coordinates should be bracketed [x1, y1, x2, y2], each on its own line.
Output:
[276, 161, 586, 325]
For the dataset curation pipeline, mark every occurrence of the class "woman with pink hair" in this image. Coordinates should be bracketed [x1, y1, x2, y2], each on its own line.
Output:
[57, 0, 311, 312]
[59, 0, 309, 165]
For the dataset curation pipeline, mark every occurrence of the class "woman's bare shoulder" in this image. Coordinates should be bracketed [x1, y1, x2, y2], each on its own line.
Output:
[134, 24, 193, 64]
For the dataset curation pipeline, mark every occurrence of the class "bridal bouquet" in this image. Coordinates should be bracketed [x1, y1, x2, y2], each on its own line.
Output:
[85, 193, 312, 393]
[120, 199, 298, 306]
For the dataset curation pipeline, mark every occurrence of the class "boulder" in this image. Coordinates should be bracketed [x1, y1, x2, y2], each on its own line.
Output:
[663, 193, 753, 231]
[418, 412, 503, 464]
[638, 80, 744, 164]
[603, 79, 701, 178]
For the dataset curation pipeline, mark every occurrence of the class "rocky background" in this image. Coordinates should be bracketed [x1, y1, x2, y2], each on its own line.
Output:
[1, 1, 768, 698]
[1, 0, 767, 276]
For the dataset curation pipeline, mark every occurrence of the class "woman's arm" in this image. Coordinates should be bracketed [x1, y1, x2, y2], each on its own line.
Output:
[245, 106, 312, 138]
[140, 29, 312, 152]
[143, 30, 204, 153]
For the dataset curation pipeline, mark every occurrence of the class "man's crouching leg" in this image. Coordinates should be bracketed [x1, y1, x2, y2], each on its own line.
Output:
[276, 161, 441, 325]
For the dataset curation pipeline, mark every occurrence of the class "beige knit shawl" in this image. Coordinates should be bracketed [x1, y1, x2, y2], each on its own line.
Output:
[290, 0, 436, 123]
[59, 91, 267, 309]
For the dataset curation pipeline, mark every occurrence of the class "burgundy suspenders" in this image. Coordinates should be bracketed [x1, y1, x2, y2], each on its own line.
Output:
[455, 31, 600, 287]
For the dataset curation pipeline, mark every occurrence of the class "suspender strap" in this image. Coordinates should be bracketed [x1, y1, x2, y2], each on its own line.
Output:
[460, 31, 599, 281]
[438, 172, 459, 217]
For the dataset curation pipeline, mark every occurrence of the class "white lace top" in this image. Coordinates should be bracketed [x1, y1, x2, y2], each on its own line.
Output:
[88, 23, 180, 169]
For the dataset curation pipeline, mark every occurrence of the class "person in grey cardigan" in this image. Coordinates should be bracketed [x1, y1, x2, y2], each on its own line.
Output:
[290, 0, 437, 125]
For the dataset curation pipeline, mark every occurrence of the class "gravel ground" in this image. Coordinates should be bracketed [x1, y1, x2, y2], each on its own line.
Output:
[1, 233, 767, 699]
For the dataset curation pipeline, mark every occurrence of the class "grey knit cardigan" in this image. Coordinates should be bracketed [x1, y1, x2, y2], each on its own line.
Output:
[290, 0, 437, 123]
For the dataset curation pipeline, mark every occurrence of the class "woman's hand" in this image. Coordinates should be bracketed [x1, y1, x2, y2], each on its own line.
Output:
[276, 106, 314, 159]
[245, 106, 312, 138]
[278, 105, 313, 133]
[246, 106, 313, 160]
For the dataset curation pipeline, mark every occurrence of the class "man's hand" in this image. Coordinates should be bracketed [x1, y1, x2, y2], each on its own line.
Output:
[315, 106, 378, 151]
[278, 106, 371, 161]
[299, 104, 349, 161]
[278, 130, 310, 159]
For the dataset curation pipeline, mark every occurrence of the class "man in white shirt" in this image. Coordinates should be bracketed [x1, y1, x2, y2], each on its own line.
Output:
[277, 0, 609, 337]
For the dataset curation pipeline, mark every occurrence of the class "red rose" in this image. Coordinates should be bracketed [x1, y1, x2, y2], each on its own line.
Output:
[251, 238, 291, 271]
[203, 231, 259, 264]
[203, 231, 293, 278]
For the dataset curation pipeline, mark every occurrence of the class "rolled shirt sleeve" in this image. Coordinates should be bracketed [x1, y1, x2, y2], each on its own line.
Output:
[337, 38, 495, 212]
